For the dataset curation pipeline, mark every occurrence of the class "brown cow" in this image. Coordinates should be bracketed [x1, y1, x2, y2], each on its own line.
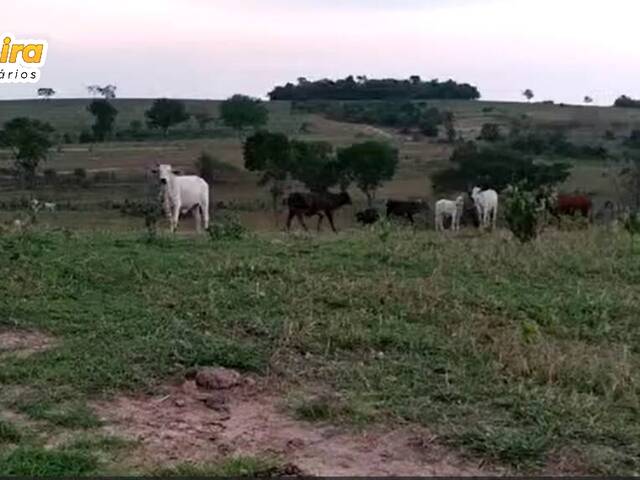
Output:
[551, 194, 593, 218]
[286, 191, 352, 233]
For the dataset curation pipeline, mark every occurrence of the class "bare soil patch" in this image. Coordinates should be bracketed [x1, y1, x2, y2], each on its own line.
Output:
[0, 329, 56, 359]
[93, 370, 492, 476]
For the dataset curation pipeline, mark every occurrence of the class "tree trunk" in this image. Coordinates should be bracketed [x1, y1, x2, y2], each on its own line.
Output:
[366, 191, 374, 208]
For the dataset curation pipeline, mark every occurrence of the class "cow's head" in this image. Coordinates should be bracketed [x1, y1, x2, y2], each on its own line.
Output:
[151, 164, 181, 186]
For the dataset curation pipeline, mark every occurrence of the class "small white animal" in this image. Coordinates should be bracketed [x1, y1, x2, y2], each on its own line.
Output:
[151, 164, 211, 233]
[435, 196, 464, 232]
[43, 202, 56, 212]
[471, 186, 499, 230]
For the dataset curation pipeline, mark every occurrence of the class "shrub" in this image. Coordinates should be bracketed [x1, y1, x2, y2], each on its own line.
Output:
[207, 214, 247, 241]
[43, 168, 57, 185]
[504, 185, 543, 243]
[478, 123, 501, 142]
[78, 131, 94, 144]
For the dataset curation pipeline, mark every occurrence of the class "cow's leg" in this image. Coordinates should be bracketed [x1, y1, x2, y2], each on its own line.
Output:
[286, 210, 295, 231]
[297, 213, 309, 231]
[326, 211, 338, 233]
[407, 213, 414, 225]
[435, 213, 441, 232]
[194, 207, 202, 233]
[202, 197, 210, 231]
[171, 205, 181, 233]
[316, 213, 324, 232]
[492, 205, 498, 230]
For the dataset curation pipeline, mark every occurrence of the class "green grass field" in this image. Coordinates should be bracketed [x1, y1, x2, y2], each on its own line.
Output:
[0, 227, 639, 474]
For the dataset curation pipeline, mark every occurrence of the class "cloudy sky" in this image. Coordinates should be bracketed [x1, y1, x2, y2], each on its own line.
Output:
[1, 0, 638, 104]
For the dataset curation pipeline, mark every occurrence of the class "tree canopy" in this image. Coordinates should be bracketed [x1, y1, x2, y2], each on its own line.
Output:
[432, 142, 570, 193]
[614, 95, 640, 108]
[338, 141, 398, 205]
[0, 117, 54, 186]
[243, 131, 292, 185]
[269, 76, 480, 101]
[145, 98, 190, 135]
[220, 95, 268, 134]
[87, 99, 118, 141]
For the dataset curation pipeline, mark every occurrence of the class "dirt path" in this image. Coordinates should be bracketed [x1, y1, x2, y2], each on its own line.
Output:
[93, 374, 494, 476]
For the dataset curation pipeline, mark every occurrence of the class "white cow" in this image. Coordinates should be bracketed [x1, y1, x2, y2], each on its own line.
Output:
[471, 186, 499, 230]
[43, 202, 56, 212]
[152, 164, 211, 233]
[435, 196, 464, 232]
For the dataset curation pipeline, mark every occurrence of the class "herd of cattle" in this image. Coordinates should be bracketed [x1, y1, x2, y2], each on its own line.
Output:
[144, 163, 600, 234]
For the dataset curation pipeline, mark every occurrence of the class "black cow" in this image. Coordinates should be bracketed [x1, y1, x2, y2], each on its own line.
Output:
[386, 200, 428, 224]
[286, 191, 352, 233]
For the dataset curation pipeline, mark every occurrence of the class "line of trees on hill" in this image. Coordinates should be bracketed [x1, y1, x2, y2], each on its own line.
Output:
[268, 76, 480, 101]
[80, 93, 270, 144]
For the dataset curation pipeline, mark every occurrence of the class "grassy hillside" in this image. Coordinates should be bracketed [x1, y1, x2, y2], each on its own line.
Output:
[0, 228, 638, 474]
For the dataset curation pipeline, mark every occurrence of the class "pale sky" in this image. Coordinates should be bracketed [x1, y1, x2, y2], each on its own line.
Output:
[1, 0, 638, 104]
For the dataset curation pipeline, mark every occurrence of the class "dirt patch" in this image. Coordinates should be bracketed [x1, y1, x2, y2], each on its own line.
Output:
[0, 329, 56, 359]
[93, 372, 492, 476]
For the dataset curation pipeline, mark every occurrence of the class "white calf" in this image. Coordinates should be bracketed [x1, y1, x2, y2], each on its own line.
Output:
[43, 202, 56, 212]
[471, 186, 499, 229]
[435, 196, 464, 231]
[152, 164, 211, 233]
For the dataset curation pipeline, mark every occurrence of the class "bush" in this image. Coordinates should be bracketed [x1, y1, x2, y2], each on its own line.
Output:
[478, 123, 501, 142]
[207, 214, 247, 241]
[62, 133, 75, 144]
[78, 131, 94, 144]
[43, 168, 57, 185]
[504, 185, 543, 243]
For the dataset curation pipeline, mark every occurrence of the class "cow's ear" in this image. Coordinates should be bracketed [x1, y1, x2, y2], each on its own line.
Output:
[173, 169, 182, 175]
[151, 169, 158, 174]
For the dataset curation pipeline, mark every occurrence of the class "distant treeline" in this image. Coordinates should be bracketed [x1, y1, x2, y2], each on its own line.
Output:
[268, 76, 481, 101]
[614, 95, 640, 108]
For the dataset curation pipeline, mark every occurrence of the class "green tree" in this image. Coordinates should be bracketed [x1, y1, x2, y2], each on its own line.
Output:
[145, 98, 190, 136]
[338, 141, 398, 206]
[433, 142, 570, 193]
[220, 94, 268, 136]
[243, 131, 292, 212]
[0, 117, 54, 187]
[523, 89, 534, 102]
[289, 140, 348, 193]
[87, 99, 118, 141]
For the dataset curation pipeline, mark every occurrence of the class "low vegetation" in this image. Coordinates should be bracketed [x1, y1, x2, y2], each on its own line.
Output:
[0, 228, 638, 474]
